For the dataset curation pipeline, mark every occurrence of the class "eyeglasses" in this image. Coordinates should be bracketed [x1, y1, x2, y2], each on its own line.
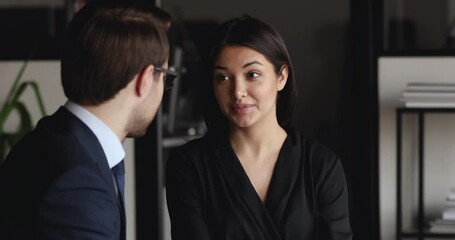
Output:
[155, 66, 178, 91]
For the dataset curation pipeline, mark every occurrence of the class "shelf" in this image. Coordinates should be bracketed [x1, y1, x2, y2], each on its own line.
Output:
[378, 57, 455, 107]
[397, 108, 455, 113]
[396, 108, 455, 240]
[382, 50, 455, 57]
[401, 231, 455, 238]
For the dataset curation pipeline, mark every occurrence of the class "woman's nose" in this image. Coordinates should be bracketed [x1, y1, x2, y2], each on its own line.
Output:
[232, 79, 247, 99]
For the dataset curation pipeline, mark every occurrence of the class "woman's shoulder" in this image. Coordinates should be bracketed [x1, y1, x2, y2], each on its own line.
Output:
[286, 127, 341, 170]
[166, 134, 221, 164]
[284, 129, 347, 192]
[165, 134, 223, 178]
[171, 134, 213, 154]
[287, 128, 337, 156]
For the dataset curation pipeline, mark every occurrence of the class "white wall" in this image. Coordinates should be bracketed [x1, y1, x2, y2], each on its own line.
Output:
[379, 57, 455, 107]
[0, 61, 136, 240]
[378, 57, 455, 240]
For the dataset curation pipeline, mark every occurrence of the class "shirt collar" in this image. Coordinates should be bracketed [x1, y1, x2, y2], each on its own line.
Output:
[64, 100, 125, 169]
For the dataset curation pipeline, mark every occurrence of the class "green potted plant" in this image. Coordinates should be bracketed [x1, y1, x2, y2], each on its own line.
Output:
[0, 60, 47, 165]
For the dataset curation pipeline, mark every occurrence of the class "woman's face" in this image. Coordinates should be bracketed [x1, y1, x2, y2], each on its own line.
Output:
[212, 45, 288, 129]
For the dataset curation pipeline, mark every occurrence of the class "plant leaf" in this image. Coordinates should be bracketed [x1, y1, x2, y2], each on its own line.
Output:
[0, 81, 46, 135]
[0, 101, 33, 165]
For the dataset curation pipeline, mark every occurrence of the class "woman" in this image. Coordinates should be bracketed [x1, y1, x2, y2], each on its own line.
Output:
[165, 15, 352, 240]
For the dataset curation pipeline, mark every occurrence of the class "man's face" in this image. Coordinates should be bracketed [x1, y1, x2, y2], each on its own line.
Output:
[126, 64, 166, 138]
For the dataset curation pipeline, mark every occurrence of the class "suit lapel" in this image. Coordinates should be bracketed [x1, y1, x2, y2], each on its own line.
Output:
[53, 108, 115, 192]
[215, 139, 282, 240]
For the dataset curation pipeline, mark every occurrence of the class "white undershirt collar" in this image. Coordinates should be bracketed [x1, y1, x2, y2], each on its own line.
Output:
[64, 100, 125, 169]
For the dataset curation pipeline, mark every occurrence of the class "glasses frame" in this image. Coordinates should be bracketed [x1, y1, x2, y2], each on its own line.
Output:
[155, 66, 178, 91]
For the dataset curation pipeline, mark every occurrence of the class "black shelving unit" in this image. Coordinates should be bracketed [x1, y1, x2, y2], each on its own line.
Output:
[396, 107, 455, 240]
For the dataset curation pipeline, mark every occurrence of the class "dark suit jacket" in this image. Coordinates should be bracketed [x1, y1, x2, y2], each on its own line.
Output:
[0, 107, 125, 240]
[166, 128, 352, 240]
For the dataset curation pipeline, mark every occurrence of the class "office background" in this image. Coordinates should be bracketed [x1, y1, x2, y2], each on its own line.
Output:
[3, 0, 455, 239]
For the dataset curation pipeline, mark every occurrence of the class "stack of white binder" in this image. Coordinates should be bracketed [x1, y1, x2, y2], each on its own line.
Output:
[429, 190, 455, 233]
[400, 82, 455, 108]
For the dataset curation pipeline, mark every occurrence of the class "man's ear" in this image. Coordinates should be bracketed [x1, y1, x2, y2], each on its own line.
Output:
[135, 65, 155, 97]
[277, 65, 288, 91]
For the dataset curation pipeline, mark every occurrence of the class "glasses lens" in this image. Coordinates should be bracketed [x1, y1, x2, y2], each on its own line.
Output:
[156, 67, 177, 91]
[164, 72, 177, 91]
[164, 75, 174, 90]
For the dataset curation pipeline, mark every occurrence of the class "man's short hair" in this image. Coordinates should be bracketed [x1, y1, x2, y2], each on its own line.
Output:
[61, 1, 170, 105]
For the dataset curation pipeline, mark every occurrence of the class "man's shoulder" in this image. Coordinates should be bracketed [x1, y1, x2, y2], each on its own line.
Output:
[1, 111, 98, 182]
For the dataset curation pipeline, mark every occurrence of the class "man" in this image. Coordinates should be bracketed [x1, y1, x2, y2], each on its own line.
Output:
[0, 1, 175, 239]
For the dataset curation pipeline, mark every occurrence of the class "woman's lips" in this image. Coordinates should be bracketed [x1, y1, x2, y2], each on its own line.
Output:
[232, 103, 254, 114]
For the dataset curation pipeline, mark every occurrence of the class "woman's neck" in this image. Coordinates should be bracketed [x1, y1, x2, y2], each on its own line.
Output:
[229, 123, 287, 163]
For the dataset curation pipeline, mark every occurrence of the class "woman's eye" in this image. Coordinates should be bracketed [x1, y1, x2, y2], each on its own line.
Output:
[247, 72, 260, 79]
[215, 74, 230, 81]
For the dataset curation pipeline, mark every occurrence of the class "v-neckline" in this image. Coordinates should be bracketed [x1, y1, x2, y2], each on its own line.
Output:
[214, 129, 302, 240]
[217, 128, 303, 230]
[230, 137, 288, 205]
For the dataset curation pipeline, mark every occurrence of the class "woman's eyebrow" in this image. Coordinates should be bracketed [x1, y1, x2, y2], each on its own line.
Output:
[214, 60, 263, 71]
[243, 60, 263, 68]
